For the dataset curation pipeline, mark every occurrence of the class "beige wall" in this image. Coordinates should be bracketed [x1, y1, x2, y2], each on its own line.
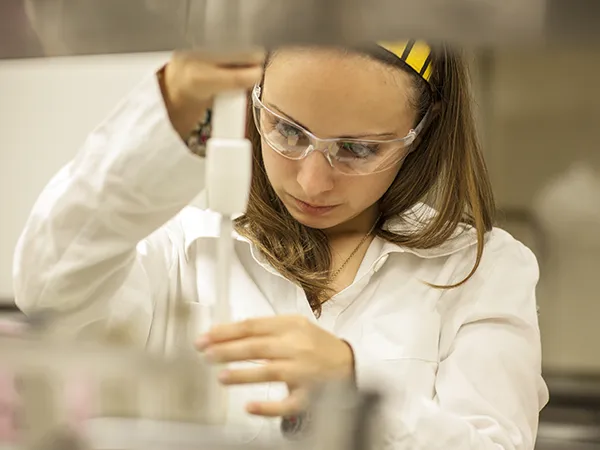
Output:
[481, 48, 600, 374]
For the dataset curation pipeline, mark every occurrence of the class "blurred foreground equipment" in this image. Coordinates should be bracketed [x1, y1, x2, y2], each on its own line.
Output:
[0, 317, 383, 450]
[4, 0, 600, 59]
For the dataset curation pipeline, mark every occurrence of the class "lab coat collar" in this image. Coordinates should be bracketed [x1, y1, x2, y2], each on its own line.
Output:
[380, 202, 479, 259]
[181, 202, 478, 263]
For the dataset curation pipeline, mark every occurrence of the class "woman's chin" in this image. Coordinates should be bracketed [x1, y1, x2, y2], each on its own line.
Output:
[283, 203, 343, 230]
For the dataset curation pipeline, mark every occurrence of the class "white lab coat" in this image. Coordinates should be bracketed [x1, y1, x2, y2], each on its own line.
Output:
[13, 72, 549, 449]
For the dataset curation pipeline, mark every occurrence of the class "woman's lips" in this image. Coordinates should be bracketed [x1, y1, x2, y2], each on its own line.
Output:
[292, 197, 338, 216]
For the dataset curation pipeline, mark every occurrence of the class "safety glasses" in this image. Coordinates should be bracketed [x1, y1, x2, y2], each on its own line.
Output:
[251, 85, 428, 175]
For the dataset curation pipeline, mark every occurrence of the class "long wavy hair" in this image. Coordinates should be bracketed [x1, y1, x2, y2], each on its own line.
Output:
[234, 45, 496, 316]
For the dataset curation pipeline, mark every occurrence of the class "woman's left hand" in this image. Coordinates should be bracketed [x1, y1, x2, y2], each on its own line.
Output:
[195, 315, 355, 417]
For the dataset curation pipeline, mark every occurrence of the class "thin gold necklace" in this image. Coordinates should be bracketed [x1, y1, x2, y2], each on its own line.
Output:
[330, 215, 381, 280]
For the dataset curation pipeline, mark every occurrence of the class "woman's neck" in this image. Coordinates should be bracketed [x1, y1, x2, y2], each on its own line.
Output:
[324, 204, 380, 239]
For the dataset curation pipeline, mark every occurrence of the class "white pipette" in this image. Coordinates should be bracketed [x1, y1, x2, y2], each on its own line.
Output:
[203, 89, 253, 424]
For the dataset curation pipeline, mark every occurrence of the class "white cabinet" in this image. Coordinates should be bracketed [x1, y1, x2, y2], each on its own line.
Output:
[0, 53, 169, 300]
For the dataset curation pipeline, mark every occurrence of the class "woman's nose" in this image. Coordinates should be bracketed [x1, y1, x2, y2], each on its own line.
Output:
[296, 150, 335, 197]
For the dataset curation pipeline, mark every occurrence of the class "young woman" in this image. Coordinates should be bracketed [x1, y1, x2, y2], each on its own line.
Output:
[13, 42, 548, 448]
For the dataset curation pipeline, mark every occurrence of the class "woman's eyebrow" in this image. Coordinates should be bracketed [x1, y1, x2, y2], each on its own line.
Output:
[265, 101, 398, 140]
[265, 101, 311, 131]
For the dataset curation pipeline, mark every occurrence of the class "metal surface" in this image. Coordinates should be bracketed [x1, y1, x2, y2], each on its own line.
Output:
[545, 375, 600, 409]
[536, 375, 600, 450]
[1, 0, 585, 60]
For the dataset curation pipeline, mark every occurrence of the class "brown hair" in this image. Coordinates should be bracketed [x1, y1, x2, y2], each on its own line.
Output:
[234, 45, 496, 316]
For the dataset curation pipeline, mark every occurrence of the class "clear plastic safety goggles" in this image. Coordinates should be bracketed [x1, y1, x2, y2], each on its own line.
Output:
[251, 85, 428, 175]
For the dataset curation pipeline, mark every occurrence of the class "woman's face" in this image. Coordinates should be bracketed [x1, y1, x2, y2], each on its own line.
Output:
[260, 47, 416, 233]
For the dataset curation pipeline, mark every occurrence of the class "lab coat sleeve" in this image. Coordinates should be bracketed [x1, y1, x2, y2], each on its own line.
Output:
[350, 238, 548, 450]
[13, 72, 205, 344]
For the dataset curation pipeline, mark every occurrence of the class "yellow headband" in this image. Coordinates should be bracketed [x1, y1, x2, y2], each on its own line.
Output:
[377, 40, 433, 82]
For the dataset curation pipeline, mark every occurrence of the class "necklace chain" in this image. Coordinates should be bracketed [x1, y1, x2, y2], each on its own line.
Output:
[330, 216, 381, 280]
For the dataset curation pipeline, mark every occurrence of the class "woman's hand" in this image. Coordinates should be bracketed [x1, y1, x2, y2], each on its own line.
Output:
[195, 316, 355, 417]
[159, 49, 265, 140]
